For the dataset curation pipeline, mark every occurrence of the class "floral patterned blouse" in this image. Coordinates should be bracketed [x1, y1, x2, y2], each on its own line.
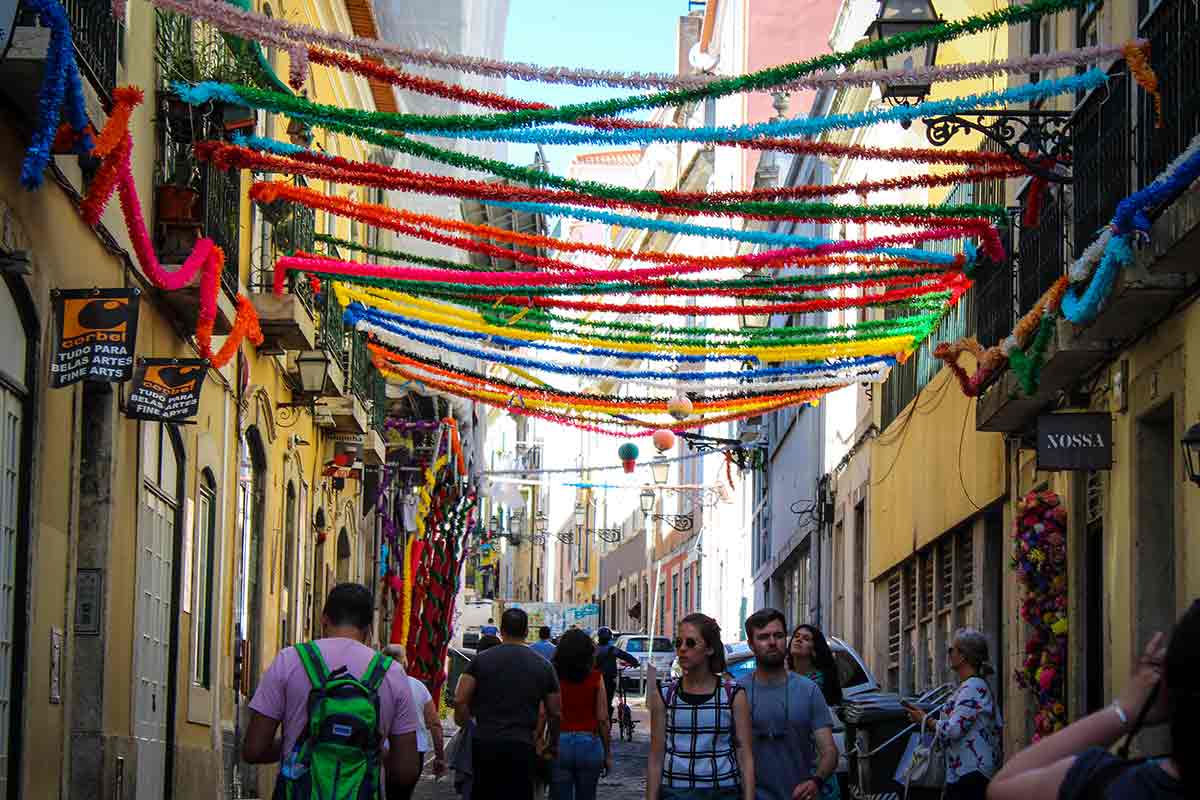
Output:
[934, 676, 1002, 783]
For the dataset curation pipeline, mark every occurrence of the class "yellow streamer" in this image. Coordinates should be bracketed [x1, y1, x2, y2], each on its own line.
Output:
[334, 283, 918, 361]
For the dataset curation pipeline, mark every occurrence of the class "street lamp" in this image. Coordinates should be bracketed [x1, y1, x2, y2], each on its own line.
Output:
[574, 501, 587, 532]
[1182, 423, 1200, 486]
[640, 489, 655, 516]
[536, 511, 549, 536]
[738, 269, 771, 330]
[488, 515, 500, 537]
[865, 0, 941, 107]
[277, 349, 330, 410]
[651, 456, 670, 486]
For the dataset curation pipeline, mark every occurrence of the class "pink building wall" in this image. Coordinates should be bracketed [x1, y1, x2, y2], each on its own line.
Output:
[740, 0, 841, 186]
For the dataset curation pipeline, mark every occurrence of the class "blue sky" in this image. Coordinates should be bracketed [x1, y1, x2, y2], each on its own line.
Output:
[502, 0, 684, 176]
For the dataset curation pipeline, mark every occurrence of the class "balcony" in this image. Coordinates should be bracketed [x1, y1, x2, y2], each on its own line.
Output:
[361, 375, 389, 466]
[977, 1, 1200, 433]
[1, 0, 118, 118]
[249, 193, 317, 353]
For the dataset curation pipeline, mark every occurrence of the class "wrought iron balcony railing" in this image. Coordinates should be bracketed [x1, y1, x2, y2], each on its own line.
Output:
[1138, 0, 1200, 186]
[371, 371, 389, 433]
[345, 329, 373, 403]
[250, 189, 316, 314]
[1017, 183, 1066, 311]
[1071, 61, 1132, 259]
[17, 0, 119, 102]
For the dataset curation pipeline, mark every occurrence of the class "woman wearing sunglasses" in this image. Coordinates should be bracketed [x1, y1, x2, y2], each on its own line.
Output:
[647, 613, 754, 800]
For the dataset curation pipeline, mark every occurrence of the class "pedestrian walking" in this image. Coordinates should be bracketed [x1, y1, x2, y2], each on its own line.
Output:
[543, 628, 610, 800]
[739, 609, 838, 800]
[242, 583, 420, 797]
[785, 623, 843, 800]
[379, 645, 448, 799]
[987, 600, 1197, 800]
[532, 625, 557, 661]
[647, 613, 755, 800]
[905, 628, 1002, 800]
[454, 607, 562, 800]
[594, 627, 639, 724]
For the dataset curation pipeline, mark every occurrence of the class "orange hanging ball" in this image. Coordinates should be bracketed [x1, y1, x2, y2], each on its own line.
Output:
[652, 428, 676, 452]
[667, 393, 693, 421]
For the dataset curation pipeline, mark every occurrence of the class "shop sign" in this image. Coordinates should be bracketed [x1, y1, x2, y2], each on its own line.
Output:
[1037, 412, 1112, 471]
[49, 288, 140, 387]
[125, 358, 206, 422]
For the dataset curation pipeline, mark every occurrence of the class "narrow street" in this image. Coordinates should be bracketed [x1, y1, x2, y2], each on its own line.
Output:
[412, 698, 651, 800]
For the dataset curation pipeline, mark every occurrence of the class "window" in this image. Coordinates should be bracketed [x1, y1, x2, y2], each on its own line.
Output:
[957, 528, 974, 602]
[683, 567, 691, 614]
[671, 572, 680, 628]
[694, 561, 701, 613]
[1029, 14, 1055, 89]
[887, 571, 902, 692]
[658, 581, 666, 635]
[192, 470, 217, 688]
[282, 481, 297, 647]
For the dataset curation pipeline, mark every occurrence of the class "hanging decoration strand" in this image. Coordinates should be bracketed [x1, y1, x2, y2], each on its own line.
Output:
[148, 0, 1089, 95]
[174, 69, 1104, 145]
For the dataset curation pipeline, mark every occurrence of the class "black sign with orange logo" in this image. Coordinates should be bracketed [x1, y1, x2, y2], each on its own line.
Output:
[126, 358, 207, 422]
[50, 288, 141, 387]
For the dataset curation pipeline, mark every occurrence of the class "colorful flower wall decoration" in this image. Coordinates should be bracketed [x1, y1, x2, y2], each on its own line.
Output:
[1011, 489, 1069, 740]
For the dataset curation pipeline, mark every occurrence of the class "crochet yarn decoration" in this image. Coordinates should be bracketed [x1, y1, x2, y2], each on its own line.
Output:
[1011, 489, 1069, 740]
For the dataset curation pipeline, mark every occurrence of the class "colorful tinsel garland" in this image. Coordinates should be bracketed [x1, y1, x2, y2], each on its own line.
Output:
[80, 86, 263, 368]
[149, 0, 1090, 94]
[1011, 489, 1069, 741]
[20, 0, 92, 189]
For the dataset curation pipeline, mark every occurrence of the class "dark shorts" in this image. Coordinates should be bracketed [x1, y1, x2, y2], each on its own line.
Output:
[945, 771, 990, 800]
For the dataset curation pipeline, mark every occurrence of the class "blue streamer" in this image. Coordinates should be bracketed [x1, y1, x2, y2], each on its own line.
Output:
[1062, 139, 1200, 325]
[20, 0, 92, 189]
[346, 303, 895, 382]
[180, 71, 1106, 148]
[482, 201, 963, 264]
[424, 72, 1103, 146]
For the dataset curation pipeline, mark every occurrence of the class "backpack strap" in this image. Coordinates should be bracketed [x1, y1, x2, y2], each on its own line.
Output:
[361, 653, 393, 693]
[295, 641, 330, 689]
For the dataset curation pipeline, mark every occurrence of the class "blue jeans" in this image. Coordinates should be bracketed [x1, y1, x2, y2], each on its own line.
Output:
[550, 732, 605, 800]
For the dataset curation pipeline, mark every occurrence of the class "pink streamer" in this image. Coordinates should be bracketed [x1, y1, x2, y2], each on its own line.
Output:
[116, 152, 223, 292]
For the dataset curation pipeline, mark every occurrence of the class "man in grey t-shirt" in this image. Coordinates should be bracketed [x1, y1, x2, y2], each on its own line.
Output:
[455, 608, 560, 800]
[738, 609, 837, 800]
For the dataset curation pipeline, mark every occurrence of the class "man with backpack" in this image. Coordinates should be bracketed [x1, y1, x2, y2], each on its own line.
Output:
[594, 627, 639, 724]
[243, 583, 420, 798]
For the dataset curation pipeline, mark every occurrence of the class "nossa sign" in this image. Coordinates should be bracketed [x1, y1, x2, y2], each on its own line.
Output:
[1037, 413, 1112, 471]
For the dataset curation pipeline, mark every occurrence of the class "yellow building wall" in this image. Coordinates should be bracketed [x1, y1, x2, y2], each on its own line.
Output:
[869, 369, 1007, 580]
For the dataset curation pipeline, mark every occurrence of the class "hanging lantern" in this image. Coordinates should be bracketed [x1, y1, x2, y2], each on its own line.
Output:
[667, 392, 694, 421]
[617, 442, 640, 473]
[652, 428, 676, 453]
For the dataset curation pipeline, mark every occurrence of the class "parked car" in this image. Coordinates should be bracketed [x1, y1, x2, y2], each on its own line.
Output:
[613, 634, 675, 687]
[673, 635, 879, 789]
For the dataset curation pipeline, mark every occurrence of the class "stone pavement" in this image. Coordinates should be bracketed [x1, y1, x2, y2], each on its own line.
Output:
[412, 695, 651, 800]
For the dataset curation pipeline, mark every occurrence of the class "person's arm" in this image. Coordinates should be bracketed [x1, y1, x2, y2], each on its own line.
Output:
[542, 691, 562, 758]
[806, 727, 839, 799]
[453, 673, 476, 727]
[616, 647, 640, 668]
[384, 731, 421, 792]
[987, 633, 1169, 800]
[731, 689, 755, 800]
[423, 699, 446, 777]
[242, 711, 283, 764]
[646, 681, 666, 800]
[595, 677, 612, 772]
[916, 682, 982, 743]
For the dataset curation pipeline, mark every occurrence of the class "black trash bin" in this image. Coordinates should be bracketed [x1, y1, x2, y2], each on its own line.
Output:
[841, 692, 941, 800]
[445, 646, 475, 706]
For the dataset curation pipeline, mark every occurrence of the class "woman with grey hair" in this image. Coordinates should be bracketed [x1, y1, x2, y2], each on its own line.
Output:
[906, 628, 1002, 800]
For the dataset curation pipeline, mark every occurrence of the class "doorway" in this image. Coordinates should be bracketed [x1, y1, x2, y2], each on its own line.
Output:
[0, 276, 32, 800]
[238, 427, 267, 690]
[336, 527, 351, 583]
[1134, 401, 1175, 754]
[135, 421, 184, 800]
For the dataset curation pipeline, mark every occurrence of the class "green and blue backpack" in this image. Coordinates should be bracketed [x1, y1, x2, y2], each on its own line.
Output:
[274, 641, 394, 800]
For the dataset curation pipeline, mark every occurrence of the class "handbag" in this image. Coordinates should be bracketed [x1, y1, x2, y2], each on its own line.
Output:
[903, 728, 947, 792]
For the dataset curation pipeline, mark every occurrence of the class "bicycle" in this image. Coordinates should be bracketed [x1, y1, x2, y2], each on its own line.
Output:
[615, 664, 636, 742]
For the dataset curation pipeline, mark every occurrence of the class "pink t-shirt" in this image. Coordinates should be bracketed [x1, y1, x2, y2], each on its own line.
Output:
[249, 637, 419, 759]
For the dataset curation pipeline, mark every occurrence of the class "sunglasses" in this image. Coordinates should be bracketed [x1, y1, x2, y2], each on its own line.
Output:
[674, 636, 701, 651]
